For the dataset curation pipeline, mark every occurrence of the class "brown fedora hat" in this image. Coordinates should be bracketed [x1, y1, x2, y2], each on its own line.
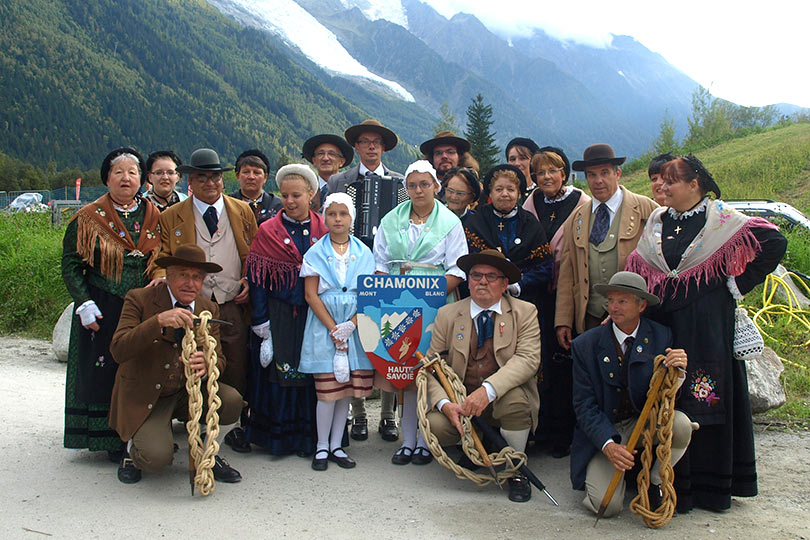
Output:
[154, 244, 222, 273]
[571, 143, 626, 172]
[457, 249, 522, 284]
[420, 130, 471, 157]
[344, 119, 398, 151]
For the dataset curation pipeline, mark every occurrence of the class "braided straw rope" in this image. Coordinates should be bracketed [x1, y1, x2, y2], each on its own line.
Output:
[181, 310, 222, 497]
[415, 353, 526, 486]
[628, 355, 681, 528]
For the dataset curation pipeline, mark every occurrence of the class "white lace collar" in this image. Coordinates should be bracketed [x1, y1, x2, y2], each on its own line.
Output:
[667, 197, 709, 221]
[544, 185, 574, 204]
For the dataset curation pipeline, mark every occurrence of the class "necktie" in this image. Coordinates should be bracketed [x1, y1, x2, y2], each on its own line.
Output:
[623, 336, 635, 356]
[589, 203, 610, 245]
[174, 301, 192, 345]
[203, 206, 218, 237]
[476, 310, 493, 348]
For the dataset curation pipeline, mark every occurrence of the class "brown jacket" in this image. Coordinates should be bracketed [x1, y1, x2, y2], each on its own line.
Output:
[555, 186, 657, 334]
[149, 195, 258, 279]
[427, 295, 541, 431]
[108, 282, 225, 441]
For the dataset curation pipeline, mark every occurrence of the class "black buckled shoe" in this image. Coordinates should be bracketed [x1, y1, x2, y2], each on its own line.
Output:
[378, 418, 399, 442]
[117, 447, 142, 484]
[328, 449, 356, 469]
[350, 417, 368, 441]
[411, 447, 433, 465]
[311, 449, 329, 471]
[212, 455, 242, 483]
[391, 446, 413, 465]
[508, 473, 532, 503]
[224, 426, 252, 453]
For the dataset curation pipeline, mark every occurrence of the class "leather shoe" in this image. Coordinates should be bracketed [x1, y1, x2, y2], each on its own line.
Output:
[117, 448, 141, 484]
[224, 426, 251, 453]
[508, 473, 532, 503]
[311, 449, 329, 471]
[350, 417, 368, 441]
[391, 446, 412, 465]
[647, 484, 663, 509]
[328, 449, 356, 469]
[212, 455, 242, 483]
[550, 444, 570, 459]
[411, 447, 433, 465]
[378, 418, 399, 441]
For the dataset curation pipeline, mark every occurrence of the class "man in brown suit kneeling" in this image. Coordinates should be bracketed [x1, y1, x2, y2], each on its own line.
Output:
[426, 249, 541, 503]
[109, 244, 243, 484]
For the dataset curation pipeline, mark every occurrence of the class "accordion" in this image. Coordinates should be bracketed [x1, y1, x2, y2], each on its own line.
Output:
[347, 174, 409, 248]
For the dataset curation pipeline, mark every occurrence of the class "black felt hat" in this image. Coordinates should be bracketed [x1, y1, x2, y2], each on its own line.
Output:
[235, 148, 270, 172]
[441, 166, 481, 202]
[571, 143, 626, 172]
[505, 137, 540, 159]
[301, 134, 354, 165]
[177, 148, 233, 175]
[101, 147, 146, 186]
[482, 164, 527, 196]
[537, 146, 571, 181]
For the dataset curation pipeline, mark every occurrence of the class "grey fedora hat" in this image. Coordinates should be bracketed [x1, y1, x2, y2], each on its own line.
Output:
[177, 148, 233, 174]
[593, 271, 660, 306]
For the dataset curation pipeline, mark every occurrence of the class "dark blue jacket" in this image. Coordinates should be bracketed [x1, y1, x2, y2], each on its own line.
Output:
[569, 317, 672, 490]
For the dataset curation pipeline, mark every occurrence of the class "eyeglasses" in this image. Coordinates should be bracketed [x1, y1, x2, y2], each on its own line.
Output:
[190, 172, 223, 184]
[150, 169, 178, 177]
[314, 150, 343, 159]
[533, 168, 563, 178]
[469, 271, 506, 283]
[444, 187, 470, 198]
[406, 181, 435, 191]
[356, 138, 383, 147]
[433, 148, 458, 157]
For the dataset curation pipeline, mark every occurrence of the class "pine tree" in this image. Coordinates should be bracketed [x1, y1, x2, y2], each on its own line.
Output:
[465, 94, 499, 173]
[653, 111, 679, 154]
[381, 320, 393, 338]
[433, 102, 460, 134]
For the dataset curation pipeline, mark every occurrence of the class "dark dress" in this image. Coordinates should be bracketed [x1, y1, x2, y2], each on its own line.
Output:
[531, 189, 584, 453]
[61, 202, 153, 451]
[246, 217, 317, 455]
[230, 190, 282, 226]
[645, 208, 787, 512]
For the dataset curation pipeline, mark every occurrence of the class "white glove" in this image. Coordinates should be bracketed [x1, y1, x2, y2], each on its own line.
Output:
[507, 282, 521, 297]
[333, 349, 350, 383]
[76, 300, 103, 327]
[252, 321, 271, 340]
[259, 334, 274, 368]
[331, 321, 356, 343]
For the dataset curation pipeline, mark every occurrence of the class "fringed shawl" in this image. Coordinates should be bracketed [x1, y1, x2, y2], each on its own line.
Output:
[626, 200, 779, 298]
[71, 193, 161, 283]
[246, 210, 328, 290]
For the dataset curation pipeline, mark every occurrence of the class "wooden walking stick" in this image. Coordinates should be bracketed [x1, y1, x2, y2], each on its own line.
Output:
[413, 351, 500, 486]
[594, 357, 667, 525]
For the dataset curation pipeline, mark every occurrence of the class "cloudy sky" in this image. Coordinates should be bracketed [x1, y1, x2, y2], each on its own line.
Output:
[423, 0, 810, 108]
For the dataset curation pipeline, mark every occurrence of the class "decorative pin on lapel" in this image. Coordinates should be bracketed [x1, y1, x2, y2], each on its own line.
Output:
[643, 337, 649, 344]
[499, 322, 504, 336]
[283, 237, 291, 244]
[603, 356, 610, 363]
[636, 345, 643, 353]
[456, 333, 463, 341]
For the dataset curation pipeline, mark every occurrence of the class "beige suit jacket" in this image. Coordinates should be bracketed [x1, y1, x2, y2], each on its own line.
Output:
[108, 282, 225, 441]
[149, 195, 258, 279]
[426, 295, 541, 431]
[554, 186, 658, 334]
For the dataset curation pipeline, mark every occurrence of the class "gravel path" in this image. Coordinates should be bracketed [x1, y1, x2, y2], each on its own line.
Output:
[0, 336, 807, 540]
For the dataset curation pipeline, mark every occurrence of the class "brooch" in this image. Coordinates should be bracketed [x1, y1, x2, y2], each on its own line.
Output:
[283, 238, 291, 244]
[175, 230, 182, 236]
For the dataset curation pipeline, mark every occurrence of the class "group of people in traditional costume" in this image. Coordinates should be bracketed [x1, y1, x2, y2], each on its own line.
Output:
[61, 118, 786, 516]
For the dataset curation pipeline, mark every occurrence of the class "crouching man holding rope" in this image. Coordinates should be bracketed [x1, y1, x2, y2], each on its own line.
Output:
[109, 245, 244, 487]
[423, 249, 541, 503]
[571, 271, 697, 524]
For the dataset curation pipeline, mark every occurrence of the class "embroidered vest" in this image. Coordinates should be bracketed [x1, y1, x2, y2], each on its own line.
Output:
[193, 205, 242, 303]
[587, 204, 623, 317]
[464, 325, 499, 396]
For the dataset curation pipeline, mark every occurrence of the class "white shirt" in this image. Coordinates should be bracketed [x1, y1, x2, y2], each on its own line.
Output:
[591, 186, 624, 228]
[373, 218, 467, 279]
[192, 194, 225, 222]
[612, 321, 640, 354]
[359, 163, 385, 177]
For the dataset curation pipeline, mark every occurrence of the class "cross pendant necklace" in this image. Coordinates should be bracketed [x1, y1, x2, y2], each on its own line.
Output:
[674, 225, 682, 235]
[497, 222, 504, 231]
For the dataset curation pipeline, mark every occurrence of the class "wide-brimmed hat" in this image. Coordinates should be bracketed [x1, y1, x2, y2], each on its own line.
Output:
[344, 119, 398, 151]
[482, 164, 527, 196]
[420, 131, 471, 157]
[177, 148, 233, 175]
[572, 143, 626, 172]
[301, 134, 354, 165]
[457, 249, 522, 285]
[101, 147, 146, 187]
[235, 148, 270, 173]
[505, 137, 540, 159]
[154, 244, 222, 273]
[275, 163, 318, 193]
[441, 166, 481, 202]
[593, 271, 660, 306]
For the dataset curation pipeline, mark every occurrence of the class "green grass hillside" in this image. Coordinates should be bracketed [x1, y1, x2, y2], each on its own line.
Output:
[621, 122, 810, 213]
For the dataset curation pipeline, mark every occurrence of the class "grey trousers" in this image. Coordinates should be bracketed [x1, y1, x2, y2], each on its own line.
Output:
[351, 391, 395, 421]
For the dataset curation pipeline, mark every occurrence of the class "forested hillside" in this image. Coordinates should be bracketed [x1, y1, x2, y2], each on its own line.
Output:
[0, 0, 421, 172]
